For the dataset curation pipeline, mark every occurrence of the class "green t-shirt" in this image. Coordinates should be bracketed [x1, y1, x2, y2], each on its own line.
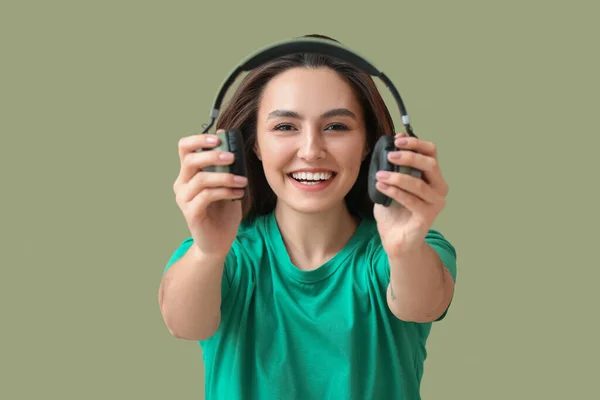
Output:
[163, 211, 457, 400]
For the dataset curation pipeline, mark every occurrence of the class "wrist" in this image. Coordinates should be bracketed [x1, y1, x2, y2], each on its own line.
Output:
[387, 239, 428, 264]
[189, 244, 228, 266]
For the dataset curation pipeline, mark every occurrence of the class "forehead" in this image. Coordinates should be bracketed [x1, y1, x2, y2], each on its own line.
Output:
[258, 67, 362, 115]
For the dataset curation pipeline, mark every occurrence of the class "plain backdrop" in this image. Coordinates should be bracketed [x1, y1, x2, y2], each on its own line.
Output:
[1, 0, 598, 399]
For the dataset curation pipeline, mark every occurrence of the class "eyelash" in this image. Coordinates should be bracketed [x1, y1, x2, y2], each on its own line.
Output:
[273, 123, 349, 131]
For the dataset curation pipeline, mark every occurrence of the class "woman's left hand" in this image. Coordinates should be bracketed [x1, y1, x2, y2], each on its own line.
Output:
[373, 132, 449, 259]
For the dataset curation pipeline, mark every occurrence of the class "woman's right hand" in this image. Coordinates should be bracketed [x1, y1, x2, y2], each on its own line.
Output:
[173, 130, 248, 259]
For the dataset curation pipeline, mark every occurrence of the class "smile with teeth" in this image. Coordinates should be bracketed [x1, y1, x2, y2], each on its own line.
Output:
[289, 171, 336, 185]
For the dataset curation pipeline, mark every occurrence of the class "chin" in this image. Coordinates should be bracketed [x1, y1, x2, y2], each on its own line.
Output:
[266, 171, 356, 215]
[281, 178, 354, 215]
[279, 197, 342, 215]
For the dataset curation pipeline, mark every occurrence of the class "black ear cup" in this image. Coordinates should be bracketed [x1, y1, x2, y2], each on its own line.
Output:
[201, 129, 248, 200]
[223, 129, 247, 178]
[202, 129, 247, 177]
[368, 135, 396, 207]
[367, 135, 423, 207]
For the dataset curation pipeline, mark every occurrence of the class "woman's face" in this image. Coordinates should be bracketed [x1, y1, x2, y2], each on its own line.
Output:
[254, 66, 368, 215]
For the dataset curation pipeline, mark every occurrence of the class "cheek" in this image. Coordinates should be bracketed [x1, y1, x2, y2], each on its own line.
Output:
[256, 137, 289, 174]
[331, 138, 367, 171]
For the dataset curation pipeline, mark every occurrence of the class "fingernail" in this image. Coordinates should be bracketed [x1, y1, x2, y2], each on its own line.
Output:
[395, 138, 408, 146]
[206, 135, 218, 144]
[389, 151, 402, 159]
[376, 171, 390, 179]
[219, 152, 234, 161]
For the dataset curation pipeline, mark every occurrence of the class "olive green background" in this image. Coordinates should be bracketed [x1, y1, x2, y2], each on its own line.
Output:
[1, 0, 598, 399]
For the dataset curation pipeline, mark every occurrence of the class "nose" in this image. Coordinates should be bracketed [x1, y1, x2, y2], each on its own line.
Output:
[297, 127, 326, 161]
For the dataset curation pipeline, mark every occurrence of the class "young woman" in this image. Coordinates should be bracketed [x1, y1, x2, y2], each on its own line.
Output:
[159, 34, 457, 400]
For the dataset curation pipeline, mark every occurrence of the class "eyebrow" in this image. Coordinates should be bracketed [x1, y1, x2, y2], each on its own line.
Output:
[266, 108, 357, 121]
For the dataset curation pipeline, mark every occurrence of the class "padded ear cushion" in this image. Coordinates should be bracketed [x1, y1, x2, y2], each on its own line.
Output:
[368, 135, 397, 206]
[203, 129, 247, 177]
[368, 135, 424, 207]
[224, 129, 247, 178]
[201, 129, 247, 201]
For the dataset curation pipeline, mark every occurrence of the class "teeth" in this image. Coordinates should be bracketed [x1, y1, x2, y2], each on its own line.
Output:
[291, 171, 333, 181]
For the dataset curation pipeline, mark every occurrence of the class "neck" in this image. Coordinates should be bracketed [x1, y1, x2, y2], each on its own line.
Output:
[274, 201, 359, 270]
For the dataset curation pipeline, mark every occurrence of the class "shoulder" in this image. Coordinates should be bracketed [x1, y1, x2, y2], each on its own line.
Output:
[225, 213, 277, 276]
[423, 228, 458, 282]
[353, 217, 457, 282]
[354, 217, 386, 261]
[162, 213, 271, 275]
[232, 213, 271, 255]
[357, 216, 456, 251]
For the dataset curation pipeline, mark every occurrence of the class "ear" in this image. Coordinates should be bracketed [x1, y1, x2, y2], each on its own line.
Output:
[253, 142, 262, 161]
[362, 145, 370, 161]
[360, 133, 372, 161]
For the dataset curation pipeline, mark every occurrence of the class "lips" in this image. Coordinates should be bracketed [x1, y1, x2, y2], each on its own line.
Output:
[287, 169, 337, 183]
[290, 171, 334, 181]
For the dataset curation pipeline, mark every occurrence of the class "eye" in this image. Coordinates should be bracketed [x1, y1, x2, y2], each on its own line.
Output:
[325, 123, 349, 131]
[273, 123, 297, 131]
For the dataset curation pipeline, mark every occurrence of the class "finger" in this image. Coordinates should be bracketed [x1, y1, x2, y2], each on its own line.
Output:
[186, 187, 245, 215]
[375, 181, 429, 215]
[177, 149, 236, 184]
[391, 134, 447, 191]
[178, 172, 248, 203]
[375, 171, 440, 204]
[387, 149, 439, 176]
[177, 131, 223, 162]
[394, 133, 438, 159]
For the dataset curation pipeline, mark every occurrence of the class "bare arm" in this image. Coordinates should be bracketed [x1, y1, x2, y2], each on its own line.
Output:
[386, 241, 455, 323]
[158, 245, 227, 341]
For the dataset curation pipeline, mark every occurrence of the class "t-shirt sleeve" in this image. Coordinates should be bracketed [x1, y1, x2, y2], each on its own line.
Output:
[162, 237, 239, 300]
[426, 229, 457, 283]
[371, 229, 458, 321]
[425, 229, 457, 321]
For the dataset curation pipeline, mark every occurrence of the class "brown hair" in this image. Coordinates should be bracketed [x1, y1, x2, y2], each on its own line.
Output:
[216, 34, 395, 222]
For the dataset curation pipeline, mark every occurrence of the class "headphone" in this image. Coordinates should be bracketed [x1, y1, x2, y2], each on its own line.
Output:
[199, 36, 423, 207]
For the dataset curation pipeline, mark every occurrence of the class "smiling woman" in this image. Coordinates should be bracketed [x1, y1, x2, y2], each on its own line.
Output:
[265, 108, 355, 190]
[211, 37, 399, 223]
[254, 66, 369, 216]
[159, 34, 457, 400]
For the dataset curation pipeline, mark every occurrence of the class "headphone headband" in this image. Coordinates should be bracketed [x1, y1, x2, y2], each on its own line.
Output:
[202, 37, 415, 138]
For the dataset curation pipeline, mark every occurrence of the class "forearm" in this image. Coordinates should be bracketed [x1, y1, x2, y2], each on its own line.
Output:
[159, 246, 226, 341]
[386, 241, 454, 323]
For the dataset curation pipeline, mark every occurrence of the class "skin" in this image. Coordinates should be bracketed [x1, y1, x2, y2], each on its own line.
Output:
[255, 66, 454, 322]
[374, 133, 454, 322]
[254, 67, 369, 271]
[159, 66, 454, 341]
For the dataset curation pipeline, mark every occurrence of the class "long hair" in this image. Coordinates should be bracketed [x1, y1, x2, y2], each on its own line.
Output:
[215, 34, 396, 222]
